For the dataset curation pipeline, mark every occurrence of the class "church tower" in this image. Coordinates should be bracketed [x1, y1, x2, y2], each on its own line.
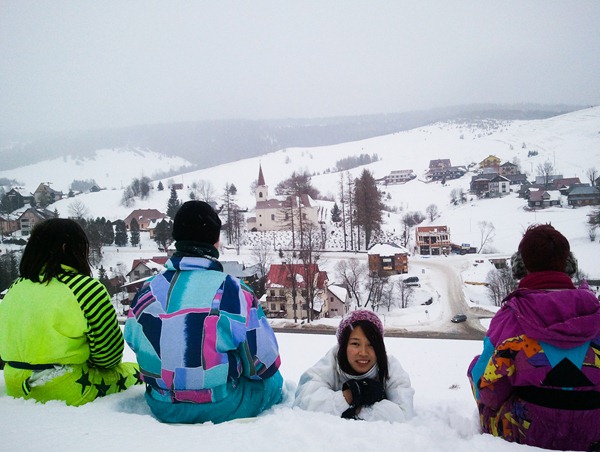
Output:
[255, 164, 268, 202]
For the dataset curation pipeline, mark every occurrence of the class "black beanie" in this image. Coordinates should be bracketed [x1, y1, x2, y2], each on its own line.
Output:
[172, 201, 222, 244]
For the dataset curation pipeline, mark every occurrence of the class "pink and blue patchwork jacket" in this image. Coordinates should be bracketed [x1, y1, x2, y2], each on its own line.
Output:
[125, 255, 281, 404]
[468, 272, 600, 451]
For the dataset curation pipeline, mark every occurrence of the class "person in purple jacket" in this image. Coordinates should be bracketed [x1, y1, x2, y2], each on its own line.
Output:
[468, 224, 600, 451]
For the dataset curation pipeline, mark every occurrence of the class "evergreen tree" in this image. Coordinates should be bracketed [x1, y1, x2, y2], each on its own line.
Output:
[222, 183, 237, 244]
[157, 181, 164, 191]
[354, 169, 383, 249]
[98, 265, 112, 295]
[331, 202, 341, 223]
[153, 219, 172, 251]
[166, 187, 182, 219]
[130, 218, 140, 247]
[98, 217, 114, 245]
[0, 250, 20, 293]
[114, 220, 128, 247]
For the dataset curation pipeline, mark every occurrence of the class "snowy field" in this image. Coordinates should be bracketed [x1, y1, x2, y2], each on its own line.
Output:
[0, 332, 535, 452]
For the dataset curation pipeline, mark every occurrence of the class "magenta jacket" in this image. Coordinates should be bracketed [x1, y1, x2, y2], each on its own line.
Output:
[468, 271, 600, 451]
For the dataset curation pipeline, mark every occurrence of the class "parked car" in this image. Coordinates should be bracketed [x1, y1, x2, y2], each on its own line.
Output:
[451, 314, 467, 323]
[403, 276, 420, 287]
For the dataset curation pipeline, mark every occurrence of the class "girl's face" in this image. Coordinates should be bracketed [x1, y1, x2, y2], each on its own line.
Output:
[345, 325, 376, 374]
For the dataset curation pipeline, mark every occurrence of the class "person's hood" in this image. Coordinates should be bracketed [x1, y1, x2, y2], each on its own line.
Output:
[507, 288, 600, 347]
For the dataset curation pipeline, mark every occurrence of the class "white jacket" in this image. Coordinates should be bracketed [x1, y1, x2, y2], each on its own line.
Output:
[293, 345, 415, 422]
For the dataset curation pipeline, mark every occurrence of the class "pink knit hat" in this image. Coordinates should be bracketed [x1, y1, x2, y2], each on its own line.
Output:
[336, 309, 384, 344]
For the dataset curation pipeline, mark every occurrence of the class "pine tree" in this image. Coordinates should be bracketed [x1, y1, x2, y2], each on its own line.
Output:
[153, 219, 172, 251]
[157, 181, 164, 191]
[130, 218, 140, 247]
[166, 187, 181, 219]
[114, 220, 128, 247]
[331, 202, 341, 223]
[354, 169, 383, 249]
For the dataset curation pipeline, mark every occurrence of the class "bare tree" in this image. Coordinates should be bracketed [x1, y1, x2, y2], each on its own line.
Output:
[397, 280, 415, 309]
[68, 199, 90, 220]
[190, 179, 215, 202]
[536, 160, 555, 187]
[364, 272, 389, 310]
[378, 279, 396, 312]
[281, 250, 302, 323]
[338, 172, 348, 250]
[478, 220, 496, 253]
[587, 167, 598, 186]
[335, 258, 367, 308]
[425, 203, 439, 222]
[486, 267, 516, 307]
[251, 240, 272, 298]
[298, 222, 323, 322]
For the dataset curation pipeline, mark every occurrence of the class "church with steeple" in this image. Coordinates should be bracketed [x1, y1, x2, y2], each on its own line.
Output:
[247, 164, 319, 232]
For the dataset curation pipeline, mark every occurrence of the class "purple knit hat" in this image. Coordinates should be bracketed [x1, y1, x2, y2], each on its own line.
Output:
[336, 309, 384, 344]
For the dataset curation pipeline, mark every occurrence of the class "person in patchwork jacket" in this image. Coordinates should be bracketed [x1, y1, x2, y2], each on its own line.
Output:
[0, 219, 141, 406]
[468, 224, 600, 451]
[125, 201, 283, 424]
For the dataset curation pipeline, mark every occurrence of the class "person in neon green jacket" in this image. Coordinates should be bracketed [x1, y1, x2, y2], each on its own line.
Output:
[0, 218, 141, 406]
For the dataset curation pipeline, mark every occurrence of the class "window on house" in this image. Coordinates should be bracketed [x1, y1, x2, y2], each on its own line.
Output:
[270, 290, 276, 296]
[271, 214, 275, 221]
[270, 303, 276, 311]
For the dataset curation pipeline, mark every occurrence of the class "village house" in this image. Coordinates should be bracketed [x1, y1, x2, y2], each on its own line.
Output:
[123, 209, 168, 231]
[479, 155, 502, 171]
[2, 187, 32, 211]
[567, 186, 600, 207]
[263, 262, 328, 320]
[17, 207, 56, 235]
[324, 284, 349, 317]
[469, 173, 496, 196]
[415, 226, 451, 255]
[528, 190, 562, 209]
[221, 261, 263, 288]
[552, 177, 582, 194]
[247, 165, 319, 232]
[367, 243, 409, 276]
[383, 169, 416, 185]
[33, 183, 63, 206]
[426, 159, 466, 181]
[488, 175, 511, 197]
[126, 257, 168, 282]
[499, 161, 519, 176]
[0, 214, 19, 236]
[534, 174, 563, 187]
[122, 257, 168, 304]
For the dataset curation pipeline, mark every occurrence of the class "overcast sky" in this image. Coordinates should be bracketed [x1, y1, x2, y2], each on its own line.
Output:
[1, 1, 600, 135]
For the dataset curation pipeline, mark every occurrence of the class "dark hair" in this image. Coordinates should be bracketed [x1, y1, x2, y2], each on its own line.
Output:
[337, 319, 389, 382]
[518, 223, 570, 273]
[20, 218, 92, 283]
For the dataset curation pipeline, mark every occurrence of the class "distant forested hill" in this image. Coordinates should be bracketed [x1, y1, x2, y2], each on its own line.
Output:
[0, 103, 581, 171]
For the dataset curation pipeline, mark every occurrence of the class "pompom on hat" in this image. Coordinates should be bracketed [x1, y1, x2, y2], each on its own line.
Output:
[336, 309, 384, 344]
[172, 200, 222, 244]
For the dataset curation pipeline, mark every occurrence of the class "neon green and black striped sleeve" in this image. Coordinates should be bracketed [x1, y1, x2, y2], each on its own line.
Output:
[58, 273, 124, 368]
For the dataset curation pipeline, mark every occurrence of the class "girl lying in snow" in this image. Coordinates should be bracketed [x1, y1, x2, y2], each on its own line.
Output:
[294, 309, 414, 422]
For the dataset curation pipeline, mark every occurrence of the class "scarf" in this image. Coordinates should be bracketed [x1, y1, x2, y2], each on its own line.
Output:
[173, 240, 220, 259]
[518, 271, 576, 290]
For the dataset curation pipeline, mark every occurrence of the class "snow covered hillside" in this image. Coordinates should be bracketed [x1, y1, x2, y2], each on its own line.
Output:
[29, 105, 600, 279]
[0, 147, 193, 193]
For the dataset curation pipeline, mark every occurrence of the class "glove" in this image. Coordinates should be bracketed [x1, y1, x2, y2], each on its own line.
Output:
[343, 378, 385, 408]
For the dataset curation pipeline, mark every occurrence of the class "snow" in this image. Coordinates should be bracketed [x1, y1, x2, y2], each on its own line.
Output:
[1, 334, 522, 452]
[1, 107, 600, 450]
